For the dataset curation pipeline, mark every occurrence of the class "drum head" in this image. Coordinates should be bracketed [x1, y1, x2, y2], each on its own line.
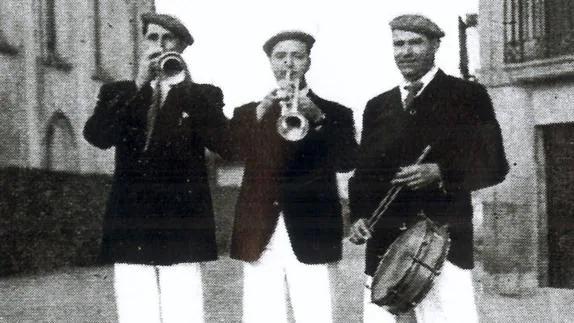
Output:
[371, 221, 427, 303]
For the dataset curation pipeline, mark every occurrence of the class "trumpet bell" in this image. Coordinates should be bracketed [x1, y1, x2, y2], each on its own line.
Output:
[277, 112, 310, 141]
[158, 52, 185, 74]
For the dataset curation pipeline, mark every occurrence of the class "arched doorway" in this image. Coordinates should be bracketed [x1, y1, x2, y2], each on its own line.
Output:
[45, 111, 78, 172]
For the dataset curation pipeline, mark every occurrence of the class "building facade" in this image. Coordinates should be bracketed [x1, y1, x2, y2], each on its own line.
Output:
[0, 0, 154, 174]
[479, 0, 574, 290]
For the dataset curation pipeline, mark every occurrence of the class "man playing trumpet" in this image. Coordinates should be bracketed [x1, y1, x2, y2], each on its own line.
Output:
[83, 13, 230, 323]
[228, 31, 358, 322]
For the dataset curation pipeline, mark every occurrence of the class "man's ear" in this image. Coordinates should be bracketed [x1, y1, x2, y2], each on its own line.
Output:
[176, 40, 188, 54]
[431, 39, 441, 54]
[305, 56, 312, 73]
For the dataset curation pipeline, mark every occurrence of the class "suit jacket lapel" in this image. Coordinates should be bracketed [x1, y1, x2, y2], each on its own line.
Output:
[371, 87, 403, 127]
[363, 87, 409, 155]
[163, 81, 187, 114]
[129, 83, 153, 129]
[411, 69, 447, 113]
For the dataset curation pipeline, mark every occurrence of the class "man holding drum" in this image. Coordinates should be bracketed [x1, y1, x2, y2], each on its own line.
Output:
[228, 30, 358, 322]
[349, 14, 508, 322]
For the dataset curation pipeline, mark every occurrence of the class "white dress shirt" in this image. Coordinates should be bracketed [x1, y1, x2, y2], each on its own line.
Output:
[150, 71, 186, 106]
[399, 66, 439, 104]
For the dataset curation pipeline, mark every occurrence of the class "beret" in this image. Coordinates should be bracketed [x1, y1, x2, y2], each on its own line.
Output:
[263, 30, 315, 56]
[389, 14, 445, 39]
[141, 13, 194, 46]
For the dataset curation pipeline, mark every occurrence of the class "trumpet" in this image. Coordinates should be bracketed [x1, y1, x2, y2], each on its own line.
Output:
[157, 51, 186, 75]
[276, 70, 310, 141]
[148, 51, 187, 77]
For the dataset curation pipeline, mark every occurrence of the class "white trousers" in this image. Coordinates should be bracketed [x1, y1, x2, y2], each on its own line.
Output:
[114, 263, 204, 323]
[243, 215, 333, 323]
[363, 261, 479, 323]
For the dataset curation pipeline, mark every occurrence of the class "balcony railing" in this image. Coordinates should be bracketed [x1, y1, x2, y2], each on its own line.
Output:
[504, 0, 574, 63]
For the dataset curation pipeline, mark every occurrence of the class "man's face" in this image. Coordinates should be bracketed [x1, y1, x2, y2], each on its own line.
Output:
[144, 23, 186, 55]
[269, 40, 311, 84]
[392, 29, 439, 81]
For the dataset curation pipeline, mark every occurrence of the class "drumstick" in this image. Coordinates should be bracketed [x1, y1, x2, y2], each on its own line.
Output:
[366, 145, 432, 231]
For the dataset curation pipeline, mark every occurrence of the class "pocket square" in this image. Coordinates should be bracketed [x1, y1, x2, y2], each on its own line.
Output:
[179, 112, 190, 126]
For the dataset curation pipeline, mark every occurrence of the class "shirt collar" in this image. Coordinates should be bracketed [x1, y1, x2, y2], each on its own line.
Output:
[150, 71, 186, 89]
[399, 66, 439, 99]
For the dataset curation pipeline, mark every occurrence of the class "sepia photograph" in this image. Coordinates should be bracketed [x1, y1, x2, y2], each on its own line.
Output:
[0, 0, 573, 322]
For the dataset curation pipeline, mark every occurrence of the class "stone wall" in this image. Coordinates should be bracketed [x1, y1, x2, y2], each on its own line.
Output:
[0, 0, 154, 173]
[0, 166, 243, 277]
[479, 0, 574, 290]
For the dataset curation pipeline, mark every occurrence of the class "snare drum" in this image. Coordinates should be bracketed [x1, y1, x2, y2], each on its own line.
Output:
[370, 217, 450, 314]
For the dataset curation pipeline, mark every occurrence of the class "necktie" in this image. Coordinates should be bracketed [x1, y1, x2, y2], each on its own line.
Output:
[403, 82, 423, 115]
[144, 83, 162, 151]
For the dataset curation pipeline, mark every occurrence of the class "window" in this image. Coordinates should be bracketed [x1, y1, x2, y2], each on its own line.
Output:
[504, 0, 574, 63]
[45, 0, 56, 55]
[0, 1, 22, 55]
[42, 0, 72, 70]
[91, 0, 110, 81]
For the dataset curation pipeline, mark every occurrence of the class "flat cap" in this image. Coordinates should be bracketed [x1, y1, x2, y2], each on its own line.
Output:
[141, 13, 194, 46]
[263, 30, 315, 56]
[389, 14, 445, 39]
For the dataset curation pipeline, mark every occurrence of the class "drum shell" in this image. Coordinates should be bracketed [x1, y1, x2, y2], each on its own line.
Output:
[371, 218, 450, 314]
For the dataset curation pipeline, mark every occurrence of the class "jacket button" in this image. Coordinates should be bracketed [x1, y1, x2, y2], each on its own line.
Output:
[272, 201, 279, 207]
[399, 222, 407, 231]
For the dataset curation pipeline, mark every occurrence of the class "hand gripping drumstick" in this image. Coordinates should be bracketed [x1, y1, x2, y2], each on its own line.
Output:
[366, 145, 432, 232]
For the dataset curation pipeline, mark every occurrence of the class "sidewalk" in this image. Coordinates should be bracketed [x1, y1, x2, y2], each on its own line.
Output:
[0, 241, 572, 322]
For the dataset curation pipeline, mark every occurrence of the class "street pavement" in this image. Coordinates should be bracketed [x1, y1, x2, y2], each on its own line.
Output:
[0, 240, 573, 322]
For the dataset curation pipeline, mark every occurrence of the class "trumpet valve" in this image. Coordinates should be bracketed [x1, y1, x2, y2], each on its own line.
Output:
[275, 70, 309, 141]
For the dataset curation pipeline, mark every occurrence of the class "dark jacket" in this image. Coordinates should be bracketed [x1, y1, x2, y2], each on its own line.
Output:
[228, 91, 358, 264]
[349, 70, 508, 275]
[83, 80, 230, 265]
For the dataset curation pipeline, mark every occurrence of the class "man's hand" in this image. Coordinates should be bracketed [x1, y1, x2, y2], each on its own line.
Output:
[390, 163, 441, 190]
[256, 83, 301, 121]
[349, 218, 372, 245]
[135, 49, 161, 89]
[298, 94, 325, 124]
[256, 90, 282, 121]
